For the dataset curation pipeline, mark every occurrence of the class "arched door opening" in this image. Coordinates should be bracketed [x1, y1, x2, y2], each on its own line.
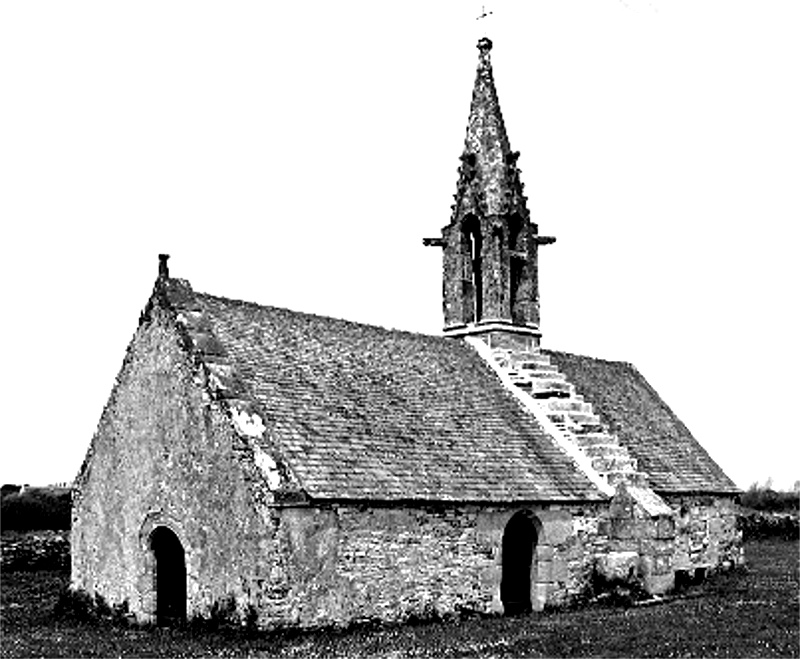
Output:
[150, 526, 186, 626]
[501, 511, 539, 615]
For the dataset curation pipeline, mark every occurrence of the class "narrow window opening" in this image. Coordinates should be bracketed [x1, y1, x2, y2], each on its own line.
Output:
[510, 259, 523, 323]
[462, 216, 483, 323]
[470, 228, 482, 321]
[508, 215, 525, 323]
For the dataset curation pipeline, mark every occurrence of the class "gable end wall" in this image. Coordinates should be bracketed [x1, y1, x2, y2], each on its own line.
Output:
[70, 302, 281, 623]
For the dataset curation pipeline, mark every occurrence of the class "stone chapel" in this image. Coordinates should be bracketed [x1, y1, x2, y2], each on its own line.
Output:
[71, 37, 742, 628]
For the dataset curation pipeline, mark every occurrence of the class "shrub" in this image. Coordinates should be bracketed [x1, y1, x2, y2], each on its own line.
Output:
[190, 595, 259, 632]
[0, 487, 71, 531]
[54, 588, 130, 625]
[54, 588, 95, 623]
[740, 482, 799, 514]
[738, 512, 799, 541]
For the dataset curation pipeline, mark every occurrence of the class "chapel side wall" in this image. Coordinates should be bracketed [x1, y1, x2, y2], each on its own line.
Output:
[269, 501, 606, 628]
[664, 494, 743, 572]
[70, 306, 277, 623]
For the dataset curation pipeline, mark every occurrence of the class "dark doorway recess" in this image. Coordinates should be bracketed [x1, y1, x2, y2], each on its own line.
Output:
[150, 526, 186, 626]
[501, 511, 538, 615]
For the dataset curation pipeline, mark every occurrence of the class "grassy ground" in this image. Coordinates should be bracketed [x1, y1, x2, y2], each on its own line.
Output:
[1, 540, 797, 658]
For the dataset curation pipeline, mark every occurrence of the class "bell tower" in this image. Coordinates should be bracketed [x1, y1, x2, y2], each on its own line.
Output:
[425, 38, 555, 348]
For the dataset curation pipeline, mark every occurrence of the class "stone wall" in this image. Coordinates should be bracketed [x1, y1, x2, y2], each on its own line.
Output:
[600, 487, 676, 594]
[257, 501, 606, 628]
[665, 494, 743, 574]
[1, 530, 70, 571]
[594, 490, 742, 595]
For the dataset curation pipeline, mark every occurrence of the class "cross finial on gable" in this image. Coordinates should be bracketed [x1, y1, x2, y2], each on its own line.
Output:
[158, 254, 170, 280]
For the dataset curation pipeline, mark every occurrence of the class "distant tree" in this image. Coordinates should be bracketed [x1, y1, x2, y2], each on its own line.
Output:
[0, 487, 71, 531]
[740, 480, 799, 514]
[1, 484, 22, 498]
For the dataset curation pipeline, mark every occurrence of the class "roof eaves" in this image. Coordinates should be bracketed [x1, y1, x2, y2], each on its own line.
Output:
[294, 493, 608, 508]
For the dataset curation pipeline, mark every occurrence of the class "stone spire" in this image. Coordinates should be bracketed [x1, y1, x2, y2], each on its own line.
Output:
[457, 37, 524, 220]
[424, 38, 555, 346]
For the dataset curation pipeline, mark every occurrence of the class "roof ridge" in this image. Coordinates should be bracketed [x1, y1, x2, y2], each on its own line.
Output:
[192, 289, 452, 344]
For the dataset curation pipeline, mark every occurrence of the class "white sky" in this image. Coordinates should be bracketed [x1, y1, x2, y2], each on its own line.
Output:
[1, 1, 797, 490]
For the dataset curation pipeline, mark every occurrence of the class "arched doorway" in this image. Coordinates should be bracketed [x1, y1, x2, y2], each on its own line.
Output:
[501, 511, 539, 615]
[150, 526, 186, 625]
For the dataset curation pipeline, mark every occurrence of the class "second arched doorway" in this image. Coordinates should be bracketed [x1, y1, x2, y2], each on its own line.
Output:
[500, 510, 539, 615]
[150, 526, 186, 626]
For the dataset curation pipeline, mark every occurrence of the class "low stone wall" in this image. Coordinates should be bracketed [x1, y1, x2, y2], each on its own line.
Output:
[1, 530, 70, 571]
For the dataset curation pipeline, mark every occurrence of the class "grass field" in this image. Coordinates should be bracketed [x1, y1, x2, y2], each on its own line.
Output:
[1, 540, 797, 658]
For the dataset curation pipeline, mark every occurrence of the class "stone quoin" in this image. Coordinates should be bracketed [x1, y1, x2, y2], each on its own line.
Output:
[71, 37, 742, 628]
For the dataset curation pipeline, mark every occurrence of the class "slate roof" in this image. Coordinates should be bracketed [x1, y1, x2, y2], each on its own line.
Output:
[163, 281, 604, 503]
[544, 350, 739, 495]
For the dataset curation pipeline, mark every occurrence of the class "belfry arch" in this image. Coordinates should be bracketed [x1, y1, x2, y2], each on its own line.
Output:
[508, 214, 525, 324]
[500, 510, 540, 615]
[461, 214, 483, 323]
[149, 526, 187, 625]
